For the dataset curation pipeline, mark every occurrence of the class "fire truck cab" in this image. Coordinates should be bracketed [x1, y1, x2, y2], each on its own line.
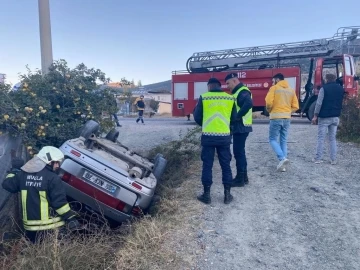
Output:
[171, 26, 360, 121]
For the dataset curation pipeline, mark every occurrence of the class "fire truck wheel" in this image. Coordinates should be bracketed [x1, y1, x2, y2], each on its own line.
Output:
[306, 101, 316, 121]
[105, 128, 119, 143]
[262, 109, 269, 117]
[153, 156, 167, 181]
[79, 120, 100, 140]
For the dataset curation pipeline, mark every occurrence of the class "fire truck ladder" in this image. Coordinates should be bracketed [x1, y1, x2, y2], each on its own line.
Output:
[186, 26, 360, 73]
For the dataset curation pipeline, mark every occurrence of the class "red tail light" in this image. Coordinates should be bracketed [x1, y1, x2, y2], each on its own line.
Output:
[132, 206, 143, 217]
[116, 200, 126, 212]
[131, 182, 142, 190]
[62, 172, 71, 182]
[70, 150, 81, 157]
[64, 174, 128, 213]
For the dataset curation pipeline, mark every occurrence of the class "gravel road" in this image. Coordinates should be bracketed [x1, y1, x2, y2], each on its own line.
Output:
[115, 118, 195, 156]
[195, 123, 360, 270]
[114, 118, 360, 270]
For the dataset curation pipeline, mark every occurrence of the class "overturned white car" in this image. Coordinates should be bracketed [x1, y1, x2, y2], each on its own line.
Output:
[58, 120, 167, 224]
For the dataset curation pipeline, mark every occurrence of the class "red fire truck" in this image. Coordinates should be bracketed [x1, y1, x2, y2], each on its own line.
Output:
[171, 26, 360, 121]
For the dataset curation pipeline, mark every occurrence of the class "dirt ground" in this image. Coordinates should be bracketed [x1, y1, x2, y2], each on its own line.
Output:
[112, 120, 360, 270]
[194, 123, 360, 270]
[1, 120, 359, 270]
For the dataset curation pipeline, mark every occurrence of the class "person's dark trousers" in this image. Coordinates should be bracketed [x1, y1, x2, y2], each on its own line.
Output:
[25, 230, 49, 244]
[233, 132, 249, 185]
[201, 145, 233, 186]
[136, 110, 144, 124]
[113, 114, 121, 127]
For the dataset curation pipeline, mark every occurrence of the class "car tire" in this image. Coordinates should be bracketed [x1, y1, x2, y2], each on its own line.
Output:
[105, 128, 119, 143]
[79, 120, 100, 140]
[262, 107, 269, 117]
[152, 155, 167, 181]
[306, 101, 316, 121]
[153, 153, 163, 164]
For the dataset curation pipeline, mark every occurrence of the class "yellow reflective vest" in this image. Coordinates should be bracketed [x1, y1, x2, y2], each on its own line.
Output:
[201, 91, 236, 136]
[233, 86, 253, 126]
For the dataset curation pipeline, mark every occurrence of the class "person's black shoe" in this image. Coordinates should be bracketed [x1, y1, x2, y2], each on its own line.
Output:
[232, 172, 245, 187]
[197, 185, 211, 204]
[224, 185, 233, 204]
[244, 172, 249, 185]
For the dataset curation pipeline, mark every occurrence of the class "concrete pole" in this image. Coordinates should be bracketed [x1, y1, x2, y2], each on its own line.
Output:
[38, 0, 53, 75]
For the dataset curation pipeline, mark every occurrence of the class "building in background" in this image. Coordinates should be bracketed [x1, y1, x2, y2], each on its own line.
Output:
[106, 80, 173, 115]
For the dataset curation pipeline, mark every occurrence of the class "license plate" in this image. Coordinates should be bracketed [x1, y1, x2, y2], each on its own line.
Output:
[82, 171, 117, 193]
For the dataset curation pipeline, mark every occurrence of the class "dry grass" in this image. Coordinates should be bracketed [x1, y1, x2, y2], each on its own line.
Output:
[0, 127, 203, 270]
[338, 95, 360, 144]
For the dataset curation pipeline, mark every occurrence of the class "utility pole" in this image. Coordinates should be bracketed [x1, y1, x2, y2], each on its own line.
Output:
[38, 0, 53, 75]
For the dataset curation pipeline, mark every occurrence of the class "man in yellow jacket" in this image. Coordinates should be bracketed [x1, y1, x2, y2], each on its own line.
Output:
[265, 73, 299, 172]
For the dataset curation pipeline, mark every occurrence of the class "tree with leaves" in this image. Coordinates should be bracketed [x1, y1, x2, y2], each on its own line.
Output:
[0, 59, 119, 155]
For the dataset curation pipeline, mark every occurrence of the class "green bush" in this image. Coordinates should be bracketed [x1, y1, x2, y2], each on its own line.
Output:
[0, 60, 117, 154]
[338, 94, 360, 143]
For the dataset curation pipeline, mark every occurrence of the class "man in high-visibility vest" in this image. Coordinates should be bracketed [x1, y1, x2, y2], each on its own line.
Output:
[193, 78, 237, 204]
[2, 146, 81, 243]
[225, 73, 253, 187]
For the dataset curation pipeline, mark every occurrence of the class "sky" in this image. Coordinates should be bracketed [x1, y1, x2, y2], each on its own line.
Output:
[0, 0, 359, 86]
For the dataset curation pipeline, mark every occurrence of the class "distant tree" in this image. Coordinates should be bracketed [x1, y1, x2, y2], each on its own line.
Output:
[130, 79, 135, 88]
[149, 99, 160, 112]
[120, 77, 131, 87]
[137, 80, 142, 87]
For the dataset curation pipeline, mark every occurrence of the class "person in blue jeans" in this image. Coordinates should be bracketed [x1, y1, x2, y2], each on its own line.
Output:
[269, 119, 290, 171]
[265, 73, 299, 172]
[311, 73, 344, 164]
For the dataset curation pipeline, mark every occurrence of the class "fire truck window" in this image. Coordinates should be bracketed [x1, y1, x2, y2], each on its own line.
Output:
[344, 57, 352, 76]
[284, 77, 296, 90]
[194, 82, 208, 99]
[174, 83, 188, 100]
[177, 103, 184, 109]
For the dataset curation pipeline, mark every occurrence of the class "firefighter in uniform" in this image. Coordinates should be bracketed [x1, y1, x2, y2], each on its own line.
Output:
[194, 78, 237, 204]
[2, 146, 80, 243]
[225, 73, 253, 187]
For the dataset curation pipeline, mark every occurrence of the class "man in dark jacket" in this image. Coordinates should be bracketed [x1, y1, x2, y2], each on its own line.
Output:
[312, 73, 345, 164]
[225, 73, 253, 187]
[134, 95, 146, 124]
[2, 146, 80, 243]
[194, 78, 237, 204]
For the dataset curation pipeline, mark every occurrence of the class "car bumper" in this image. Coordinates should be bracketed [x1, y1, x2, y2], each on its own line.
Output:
[64, 182, 132, 223]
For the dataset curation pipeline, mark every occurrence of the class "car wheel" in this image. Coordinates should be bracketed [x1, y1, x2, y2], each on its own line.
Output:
[79, 120, 100, 140]
[105, 128, 119, 143]
[152, 155, 167, 181]
[153, 153, 163, 164]
[306, 101, 316, 121]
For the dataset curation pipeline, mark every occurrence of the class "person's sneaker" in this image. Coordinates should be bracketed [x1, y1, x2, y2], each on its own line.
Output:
[330, 160, 337, 165]
[312, 158, 323, 164]
[276, 158, 289, 172]
[281, 167, 286, 172]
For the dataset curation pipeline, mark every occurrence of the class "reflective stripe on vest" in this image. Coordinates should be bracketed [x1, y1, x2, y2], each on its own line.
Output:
[24, 221, 65, 231]
[233, 86, 253, 126]
[201, 92, 235, 136]
[21, 190, 65, 231]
